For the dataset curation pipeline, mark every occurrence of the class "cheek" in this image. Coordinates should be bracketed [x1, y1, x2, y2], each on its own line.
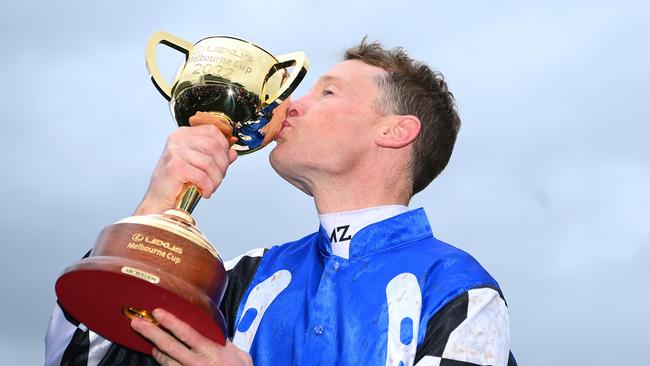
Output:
[327, 120, 374, 149]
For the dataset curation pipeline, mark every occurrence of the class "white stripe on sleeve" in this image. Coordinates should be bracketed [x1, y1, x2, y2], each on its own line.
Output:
[44, 304, 77, 366]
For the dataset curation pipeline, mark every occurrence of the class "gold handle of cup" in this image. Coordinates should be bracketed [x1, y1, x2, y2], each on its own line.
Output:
[145, 31, 194, 101]
[175, 183, 202, 214]
[262, 51, 310, 110]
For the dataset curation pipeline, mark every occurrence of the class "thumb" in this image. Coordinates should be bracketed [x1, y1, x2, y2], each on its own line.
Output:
[228, 149, 238, 164]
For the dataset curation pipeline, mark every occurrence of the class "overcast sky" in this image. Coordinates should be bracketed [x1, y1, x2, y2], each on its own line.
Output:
[1, 1, 648, 365]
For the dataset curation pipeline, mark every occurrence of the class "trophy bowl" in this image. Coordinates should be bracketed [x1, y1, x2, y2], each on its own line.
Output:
[55, 31, 309, 355]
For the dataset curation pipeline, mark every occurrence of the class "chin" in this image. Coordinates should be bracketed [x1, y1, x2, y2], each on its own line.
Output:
[269, 145, 289, 177]
[269, 146, 314, 197]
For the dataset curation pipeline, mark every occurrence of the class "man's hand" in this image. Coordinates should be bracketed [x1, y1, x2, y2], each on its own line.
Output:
[135, 113, 238, 215]
[131, 308, 252, 366]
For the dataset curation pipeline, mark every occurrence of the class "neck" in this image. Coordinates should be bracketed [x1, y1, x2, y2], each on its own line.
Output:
[311, 174, 411, 214]
[279, 145, 414, 214]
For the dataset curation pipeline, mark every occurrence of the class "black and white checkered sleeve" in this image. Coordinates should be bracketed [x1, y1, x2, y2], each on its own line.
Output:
[44, 248, 266, 366]
[220, 248, 267, 338]
[414, 287, 517, 366]
[45, 301, 158, 365]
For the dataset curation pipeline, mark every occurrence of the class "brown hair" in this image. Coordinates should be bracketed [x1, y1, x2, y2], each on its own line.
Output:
[344, 38, 461, 196]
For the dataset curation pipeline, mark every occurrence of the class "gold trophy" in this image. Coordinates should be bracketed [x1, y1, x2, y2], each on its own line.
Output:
[55, 31, 309, 354]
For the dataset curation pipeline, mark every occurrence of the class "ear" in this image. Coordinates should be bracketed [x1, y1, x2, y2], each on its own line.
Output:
[375, 115, 421, 148]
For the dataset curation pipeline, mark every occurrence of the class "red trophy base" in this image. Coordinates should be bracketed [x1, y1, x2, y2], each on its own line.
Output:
[55, 210, 228, 355]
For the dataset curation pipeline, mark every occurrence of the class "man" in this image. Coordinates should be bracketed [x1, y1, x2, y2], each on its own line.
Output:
[46, 39, 517, 366]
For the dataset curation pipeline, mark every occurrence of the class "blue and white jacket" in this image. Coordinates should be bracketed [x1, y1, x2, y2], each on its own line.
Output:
[46, 208, 517, 366]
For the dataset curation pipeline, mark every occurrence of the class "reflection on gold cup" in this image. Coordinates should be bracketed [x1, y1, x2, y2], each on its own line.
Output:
[55, 31, 310, 355]
[148, 31, 309, 155]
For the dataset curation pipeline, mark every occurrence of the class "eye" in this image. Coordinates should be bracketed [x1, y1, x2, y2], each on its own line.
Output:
[321, 88, 335, 96]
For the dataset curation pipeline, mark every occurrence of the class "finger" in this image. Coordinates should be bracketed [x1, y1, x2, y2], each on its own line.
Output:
[175, 150, 225, 196]
[228, 149, 238, 164]
[162, 143, 232, 198]
[153, 309, 215, 354]
[170, 159, 218, 198]
[131, 318, 194, 365]
[152, 348, 182, 366]
[189, 113, 234, 137]
[178, 147, 234, 197]
[169, 127, 232, 157]
[225, 341, 253, 364]
[189, 112, 231, 128]
[187, 117, 232, 135]
[171, 130, 238, 168]
[189, 114, 240, 146]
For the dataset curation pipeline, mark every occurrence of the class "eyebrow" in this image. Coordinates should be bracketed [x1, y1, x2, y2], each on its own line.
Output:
[316, 75, 346, 85]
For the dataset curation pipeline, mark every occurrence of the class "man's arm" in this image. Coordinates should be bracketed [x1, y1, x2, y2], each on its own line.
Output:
[45, 114, 240, 365]
[415, 287, 517, 366]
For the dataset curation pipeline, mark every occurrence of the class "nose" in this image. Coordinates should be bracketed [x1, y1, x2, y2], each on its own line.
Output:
[287, 95, 306, 117]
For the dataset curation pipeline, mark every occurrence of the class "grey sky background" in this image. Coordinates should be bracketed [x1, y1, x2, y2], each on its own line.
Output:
[1, 1, 648, 364]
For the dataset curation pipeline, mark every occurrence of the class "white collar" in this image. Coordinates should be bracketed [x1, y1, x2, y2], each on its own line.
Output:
[318, 205, 409, 259]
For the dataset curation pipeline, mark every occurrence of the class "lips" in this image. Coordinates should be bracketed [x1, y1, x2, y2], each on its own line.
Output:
[276, 119, 292, 140]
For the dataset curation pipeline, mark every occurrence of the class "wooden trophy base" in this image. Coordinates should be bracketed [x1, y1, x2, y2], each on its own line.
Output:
[55, 210, 228, 355]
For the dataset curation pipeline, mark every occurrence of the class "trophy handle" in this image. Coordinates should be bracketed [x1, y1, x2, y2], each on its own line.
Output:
[261, 52, 310, 114]
[146, 31, 194, 101]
